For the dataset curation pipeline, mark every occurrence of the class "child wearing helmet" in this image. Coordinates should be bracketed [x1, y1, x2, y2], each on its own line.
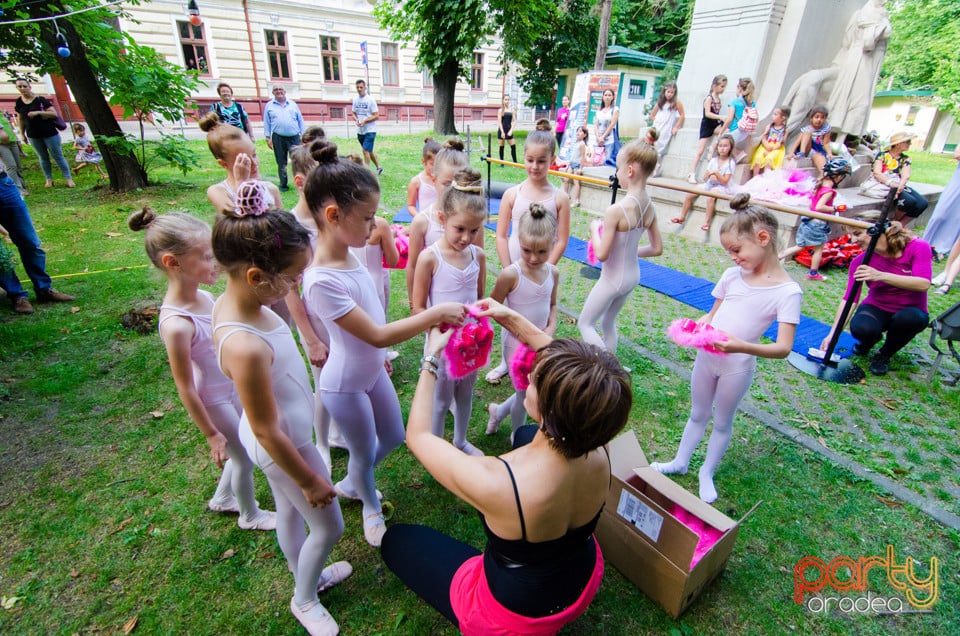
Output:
[779, 158, 851, 280]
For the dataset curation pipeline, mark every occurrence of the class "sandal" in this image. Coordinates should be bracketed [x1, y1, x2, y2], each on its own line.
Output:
[700, 224, 711, 232]
[934, 284, 951, 295]
[670, 217, 683, 225]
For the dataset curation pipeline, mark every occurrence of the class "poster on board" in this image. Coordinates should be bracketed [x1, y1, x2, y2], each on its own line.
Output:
[558, 70, 623, 164]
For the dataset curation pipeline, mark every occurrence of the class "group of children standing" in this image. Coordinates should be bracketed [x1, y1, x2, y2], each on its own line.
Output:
[127, 104, 814, 633]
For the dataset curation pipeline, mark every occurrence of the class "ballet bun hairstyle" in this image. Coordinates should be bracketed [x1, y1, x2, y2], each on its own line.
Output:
[524, 129, 556, 156]
[721, 193, 780, 251]
[198, 110, 247, 160]
[212, 180, 311, 277]
[422, 137, 442, 159]
[290, 144, 318, 179]
[518, 202, 557, 247]
[303, 140, 380, 220]
[433, 137, 469, 176]
[535, 118, 552, 132]
[128, 207, 210, 270]
[532, 338, 631, 458]
[438, 167, 486, 222]
[620, 138, 658, 175]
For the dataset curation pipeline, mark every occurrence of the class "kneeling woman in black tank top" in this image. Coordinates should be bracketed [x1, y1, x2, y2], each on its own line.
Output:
[382, 298, 631, 634]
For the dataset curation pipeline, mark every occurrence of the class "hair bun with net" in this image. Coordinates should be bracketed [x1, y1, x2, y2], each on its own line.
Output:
[234, 180, 269, 217]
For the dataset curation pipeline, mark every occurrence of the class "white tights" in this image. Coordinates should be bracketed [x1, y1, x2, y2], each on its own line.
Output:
[578, 277, 633, 352]
[432, 368, 480, 455]
[319, 369, 405, 518]
[259, 444, 344, 607]
[307, 361, 335, 470]
[207, 401, 262, 521]
[488, 389, 527, 434]
[655, 353, 755, 503]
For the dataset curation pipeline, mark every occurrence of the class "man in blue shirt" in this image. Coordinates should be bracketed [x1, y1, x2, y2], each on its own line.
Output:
[263, 85, 305, 191]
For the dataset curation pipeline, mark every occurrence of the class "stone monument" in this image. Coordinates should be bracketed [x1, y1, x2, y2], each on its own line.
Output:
[661, 0, 881, 179]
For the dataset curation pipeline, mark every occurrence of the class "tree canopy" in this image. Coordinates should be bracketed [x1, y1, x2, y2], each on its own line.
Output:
[374, 0, 555, 133]
[880, 0, 960, 116]
[611, 0, 692, 63]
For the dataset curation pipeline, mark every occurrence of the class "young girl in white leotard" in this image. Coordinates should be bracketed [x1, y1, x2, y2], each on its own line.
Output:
[211, 181, 349, 636]
[128, 208, 276, 531]
[301, 142, 467, 547]
[488, 130, 571, 383]
[578, 140, 662, 354]
[652, 193, 802, 504]
[413, 167, 489, 456]
[406, 137, 441, 213]
[405, 138, 471, 303]
[486, 203, 559, 438]
[199, 111, 282, 216]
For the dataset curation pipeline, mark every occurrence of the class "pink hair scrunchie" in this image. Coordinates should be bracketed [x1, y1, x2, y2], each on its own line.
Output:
[509, 343, 537, 391]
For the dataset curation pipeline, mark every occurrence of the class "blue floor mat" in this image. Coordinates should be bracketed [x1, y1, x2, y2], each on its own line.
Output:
[399, 203, 855, 359]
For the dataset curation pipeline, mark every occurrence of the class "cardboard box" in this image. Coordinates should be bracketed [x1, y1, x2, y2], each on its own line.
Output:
[596, 430, 760, 618]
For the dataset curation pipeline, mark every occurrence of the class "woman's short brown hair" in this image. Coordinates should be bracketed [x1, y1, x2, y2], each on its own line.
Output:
[532, 339, 631, 458]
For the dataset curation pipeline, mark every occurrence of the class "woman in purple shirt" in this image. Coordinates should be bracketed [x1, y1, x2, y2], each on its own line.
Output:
[821, 211, 932, 376]
[555, 95, 571, 148]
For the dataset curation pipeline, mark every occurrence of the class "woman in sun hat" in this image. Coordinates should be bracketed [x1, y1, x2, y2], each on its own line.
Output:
[861, 131, 928, 224]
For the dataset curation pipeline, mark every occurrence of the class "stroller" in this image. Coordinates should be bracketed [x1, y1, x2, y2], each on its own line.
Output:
[928, 299, 960, 384]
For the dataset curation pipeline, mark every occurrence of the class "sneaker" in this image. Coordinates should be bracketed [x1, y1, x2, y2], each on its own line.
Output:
[806, 272, 827, 281]
[238, 509, 277, 531]
[317, 561, 353, 593]
[851, 343, 870, 356]
[363, 512, 387, 547]
[686, 173, 698, 184]
[279, 185, 290, 192]
[37, 288, 75, 303]
[207, 495, 240, 514]
[869, 354, 890, 376]
[13, 297, 35, 314]
[290, 597, 339, 636]
[376, 167, 383, 176]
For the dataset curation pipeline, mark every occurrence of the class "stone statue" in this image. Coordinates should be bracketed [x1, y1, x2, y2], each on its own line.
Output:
[783, 0, 891, 135]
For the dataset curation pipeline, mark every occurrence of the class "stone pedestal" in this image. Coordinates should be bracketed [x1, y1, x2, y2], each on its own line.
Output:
[662, 0, 866, 180]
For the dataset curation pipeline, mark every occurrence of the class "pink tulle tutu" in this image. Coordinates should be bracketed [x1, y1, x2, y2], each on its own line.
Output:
[670, 504, 724, 570]
[741, 168, 816, 209]
[509, 344, 537, 391]
[444, 307, 494, 378]
[586, 223, 603, 266]
[667, 318, 728, 356]
[383, 224, 409, 269]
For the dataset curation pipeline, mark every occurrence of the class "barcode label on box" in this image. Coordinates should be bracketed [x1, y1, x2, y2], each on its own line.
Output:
[617, 489, 663, 541]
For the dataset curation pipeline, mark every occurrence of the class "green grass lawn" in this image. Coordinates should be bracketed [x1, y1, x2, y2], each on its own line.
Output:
[0, 135, 957, 635]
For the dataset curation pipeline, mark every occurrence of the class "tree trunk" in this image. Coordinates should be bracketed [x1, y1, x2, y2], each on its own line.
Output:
[38, 18, 147, 191]
[433, 59, 460, 136]
[594, 0, 613, 70]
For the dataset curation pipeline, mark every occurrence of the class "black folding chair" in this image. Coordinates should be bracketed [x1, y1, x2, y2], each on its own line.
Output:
[928, 300, 960, 384]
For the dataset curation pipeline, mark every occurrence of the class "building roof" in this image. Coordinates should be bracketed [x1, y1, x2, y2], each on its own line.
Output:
[605, 45, 675, 70]
[874, 89, 935, 98]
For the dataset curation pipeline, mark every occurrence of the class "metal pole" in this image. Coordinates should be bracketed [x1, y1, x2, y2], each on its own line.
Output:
[788, 188, 899, 384]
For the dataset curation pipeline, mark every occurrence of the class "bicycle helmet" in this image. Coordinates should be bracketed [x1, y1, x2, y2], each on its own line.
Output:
[823, 158, 852, 178]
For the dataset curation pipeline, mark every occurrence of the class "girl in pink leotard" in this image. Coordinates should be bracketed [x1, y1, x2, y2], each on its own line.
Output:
[301, 142, 467, 548]
[406, 137, 441, 213]
[578, 140, 663, 354]
[412, 167, 489, 456]
[211, 181, 349, 636]
[486, 203, 559, 439]
[488, 130, 571, 383]
[405, 138, 472, 303]
[128, 208, 276, 531]
[652, 193, 802, 504]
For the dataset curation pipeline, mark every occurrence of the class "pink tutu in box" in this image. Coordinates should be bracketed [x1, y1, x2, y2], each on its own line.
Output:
[670, 504, 724, 570]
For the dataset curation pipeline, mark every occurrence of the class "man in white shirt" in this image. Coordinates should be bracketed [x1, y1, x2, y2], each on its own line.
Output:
[351, 79, 382, 175]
